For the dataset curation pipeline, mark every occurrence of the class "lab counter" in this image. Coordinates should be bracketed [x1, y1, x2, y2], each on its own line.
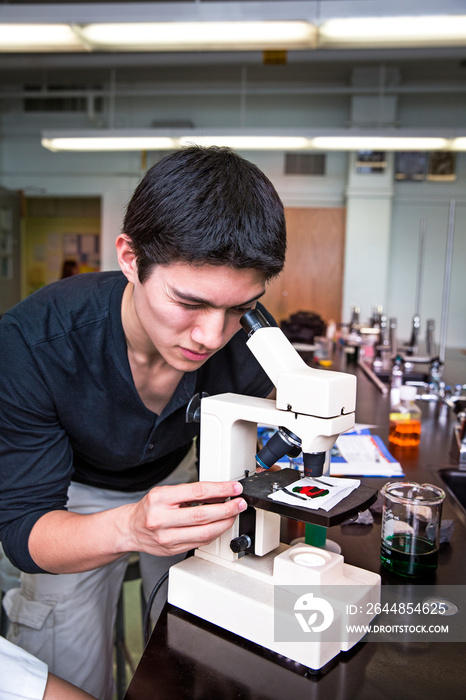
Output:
[124, 358, 466, 700]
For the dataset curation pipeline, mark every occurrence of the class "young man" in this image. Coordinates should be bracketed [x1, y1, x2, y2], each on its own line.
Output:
[0, 146, 286, 699]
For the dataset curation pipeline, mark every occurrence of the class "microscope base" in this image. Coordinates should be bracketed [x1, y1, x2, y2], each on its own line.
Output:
[168, 542, 380, 671]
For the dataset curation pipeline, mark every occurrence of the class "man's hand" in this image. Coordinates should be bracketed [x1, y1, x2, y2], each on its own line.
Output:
[123, 480, 247, 556]
[29, 480, 247, 574]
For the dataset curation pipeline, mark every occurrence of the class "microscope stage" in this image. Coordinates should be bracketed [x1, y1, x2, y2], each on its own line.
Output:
[240, 468, 378, 527]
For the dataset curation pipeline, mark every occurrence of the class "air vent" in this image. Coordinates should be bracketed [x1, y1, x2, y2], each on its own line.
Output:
[23, 85, 103, 113]
[285, 153, 326, 176]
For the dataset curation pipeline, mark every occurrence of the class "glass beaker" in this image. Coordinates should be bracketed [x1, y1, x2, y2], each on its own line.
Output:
[380, 482, 445, 577]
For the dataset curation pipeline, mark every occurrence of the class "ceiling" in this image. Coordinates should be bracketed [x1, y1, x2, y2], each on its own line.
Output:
[0, 2, 465, 126]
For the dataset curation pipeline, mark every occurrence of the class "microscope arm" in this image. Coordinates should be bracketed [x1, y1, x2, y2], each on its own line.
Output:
[242, 310, 356, 418]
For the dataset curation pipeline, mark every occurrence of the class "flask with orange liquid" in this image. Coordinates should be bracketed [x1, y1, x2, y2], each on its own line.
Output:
[389, 385, 422, 448]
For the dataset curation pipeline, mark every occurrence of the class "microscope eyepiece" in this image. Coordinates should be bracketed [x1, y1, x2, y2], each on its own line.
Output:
[241, 308, 270, 337]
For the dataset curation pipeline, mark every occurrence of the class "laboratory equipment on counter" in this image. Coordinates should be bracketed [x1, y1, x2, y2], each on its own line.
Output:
[389, 385, 422, 448]
[168, 309, 381, 673]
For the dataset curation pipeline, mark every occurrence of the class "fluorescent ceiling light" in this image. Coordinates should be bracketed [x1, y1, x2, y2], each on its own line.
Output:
[42, 133, 312, 152]
[41, 135, 177, 152]
[0, 24, 83, 51]
[319, 15, 466, 48]
[41, 130, 466, 153]
[75, 21, 317, 51]
[2, 13, 466, 53]
[179, 135, 311, 150]
[310, 137, 450, 151]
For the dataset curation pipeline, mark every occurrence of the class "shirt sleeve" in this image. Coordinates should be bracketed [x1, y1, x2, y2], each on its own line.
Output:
[0, 316, 73, 573]
[0, 637, 48, 700]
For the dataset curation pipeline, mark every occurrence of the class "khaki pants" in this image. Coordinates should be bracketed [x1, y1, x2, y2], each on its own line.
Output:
[4, 445, 197, 700]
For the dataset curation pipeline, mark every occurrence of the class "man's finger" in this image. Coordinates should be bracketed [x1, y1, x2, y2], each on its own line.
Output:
[153, 516, 240, 554]
[169, 496, 248, 528]
[151, 480, 243, 506]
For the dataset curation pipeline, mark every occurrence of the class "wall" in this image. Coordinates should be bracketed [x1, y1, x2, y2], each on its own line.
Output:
[389, 196, 466, 352]
[343, 151, 394, 326]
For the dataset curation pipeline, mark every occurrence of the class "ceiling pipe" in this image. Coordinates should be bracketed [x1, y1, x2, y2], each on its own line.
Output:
[2, 81, 466, 101]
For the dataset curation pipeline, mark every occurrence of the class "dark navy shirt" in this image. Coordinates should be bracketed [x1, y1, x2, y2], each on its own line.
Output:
[0, 271, 274, 573]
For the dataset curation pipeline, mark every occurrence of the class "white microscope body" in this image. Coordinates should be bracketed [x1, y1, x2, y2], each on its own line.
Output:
[168, 311, 380, 671]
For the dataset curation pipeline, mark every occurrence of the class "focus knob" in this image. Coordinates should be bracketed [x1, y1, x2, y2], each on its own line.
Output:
[230, 534, 252, 553]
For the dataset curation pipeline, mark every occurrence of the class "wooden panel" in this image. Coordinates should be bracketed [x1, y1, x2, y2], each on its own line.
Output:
[262, 207, 346, 325]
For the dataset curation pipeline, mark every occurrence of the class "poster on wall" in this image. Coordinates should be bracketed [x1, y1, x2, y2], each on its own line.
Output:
[355, 151, 386, 174]
[394, 152, 428, 181]
[63, 233, 100, 274]
[45, 233, 61, 284]
[395, 151, 456, 182]
[427, 152, 456, 181]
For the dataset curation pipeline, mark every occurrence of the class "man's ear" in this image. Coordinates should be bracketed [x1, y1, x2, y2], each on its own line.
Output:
[116, 234, 138, 283]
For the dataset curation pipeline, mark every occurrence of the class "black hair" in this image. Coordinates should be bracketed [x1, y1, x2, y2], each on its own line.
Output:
[122, 145, 286, 283]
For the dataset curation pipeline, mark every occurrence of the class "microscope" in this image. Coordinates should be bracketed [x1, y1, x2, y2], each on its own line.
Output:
[168, 310, 380, 672]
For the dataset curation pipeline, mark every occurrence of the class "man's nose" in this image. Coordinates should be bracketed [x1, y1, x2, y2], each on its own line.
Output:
[191, 310, 227, 349]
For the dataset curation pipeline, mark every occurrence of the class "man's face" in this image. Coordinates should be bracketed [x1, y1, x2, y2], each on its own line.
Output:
[131, 261, 267, 371]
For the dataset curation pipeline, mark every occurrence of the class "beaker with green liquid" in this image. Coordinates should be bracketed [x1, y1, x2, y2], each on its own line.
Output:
[381, 481, 445, 577]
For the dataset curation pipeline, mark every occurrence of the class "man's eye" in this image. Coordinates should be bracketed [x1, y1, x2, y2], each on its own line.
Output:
[179, 302, 203, 310]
